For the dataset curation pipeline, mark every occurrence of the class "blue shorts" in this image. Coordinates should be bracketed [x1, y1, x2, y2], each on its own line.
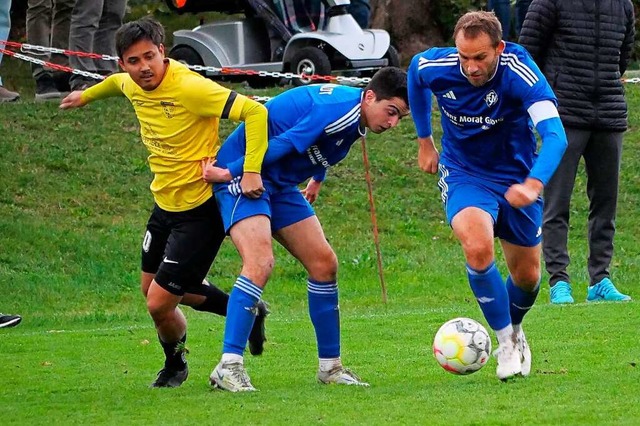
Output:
[438, 165, 542, 247]
[214, 178, 315, 233]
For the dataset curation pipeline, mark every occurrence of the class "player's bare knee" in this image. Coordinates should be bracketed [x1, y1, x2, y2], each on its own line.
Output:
[308, 249, 338, 280]
[243, 254, 275, 285]
[146, 298, 173, 323]
[512, 270, 541, 290]
[461, 241, 494, 270]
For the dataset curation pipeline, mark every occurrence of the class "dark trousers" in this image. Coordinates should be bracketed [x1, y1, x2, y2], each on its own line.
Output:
[68, 0, 126, 88]
[26, 0, 76, 79]
[542, 127, 623, 286]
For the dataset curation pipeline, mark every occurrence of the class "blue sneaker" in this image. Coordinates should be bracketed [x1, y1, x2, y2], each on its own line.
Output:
[586, 278, 631, 302]
[550, 281, 574, 304]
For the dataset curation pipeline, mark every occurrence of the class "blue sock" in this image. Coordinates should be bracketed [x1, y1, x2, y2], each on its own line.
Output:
[222, 276, 263, 356]
[507, 275, 539, 326]
[467, 262, 511, 331]
[308, 279, 340, 359]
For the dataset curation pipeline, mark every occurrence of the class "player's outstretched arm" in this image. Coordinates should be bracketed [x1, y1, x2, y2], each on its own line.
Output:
[59, 91, 88, 109]
[60, 76, 124, 110]
[417, 136, 439, 174]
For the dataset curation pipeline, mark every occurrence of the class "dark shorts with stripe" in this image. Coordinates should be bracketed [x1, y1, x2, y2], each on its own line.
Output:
[141, 196, 225, 295]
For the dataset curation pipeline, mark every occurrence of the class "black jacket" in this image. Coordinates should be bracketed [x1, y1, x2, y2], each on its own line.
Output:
[518, 0, 635, 131]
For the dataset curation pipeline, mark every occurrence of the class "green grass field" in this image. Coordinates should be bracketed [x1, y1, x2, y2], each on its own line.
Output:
[1, 60, 639, 424]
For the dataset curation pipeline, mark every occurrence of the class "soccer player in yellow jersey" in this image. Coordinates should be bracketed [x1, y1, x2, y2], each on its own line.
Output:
[60, 17, 269, 388]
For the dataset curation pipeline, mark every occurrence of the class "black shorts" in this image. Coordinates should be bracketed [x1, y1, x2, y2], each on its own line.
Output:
[141, 196, 225, 296]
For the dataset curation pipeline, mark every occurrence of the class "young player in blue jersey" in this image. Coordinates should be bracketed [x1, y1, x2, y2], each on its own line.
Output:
[201, 67, 410, 392]
[408, 11, 568, 380]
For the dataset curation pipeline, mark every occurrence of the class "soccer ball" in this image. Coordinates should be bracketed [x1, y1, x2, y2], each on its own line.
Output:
[432, 317, 492, 375]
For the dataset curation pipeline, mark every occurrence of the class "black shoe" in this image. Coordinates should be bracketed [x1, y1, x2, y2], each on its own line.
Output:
[248, 301, 269, 356]
[52, 71, 71, 93]
[35, 74, 63, 101]
[150, 365, 189, 388]
[70, 78, 98, 92]
[0, 313, 22, 328]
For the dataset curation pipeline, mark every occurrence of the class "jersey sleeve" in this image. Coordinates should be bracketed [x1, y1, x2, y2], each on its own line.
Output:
[506, 48, 557, 111]
[80, 74, 126, 103]
[408, 53, 433, 138]
[180, 75, 268, 174]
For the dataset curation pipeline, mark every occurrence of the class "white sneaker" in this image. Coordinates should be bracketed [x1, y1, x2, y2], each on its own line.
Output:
[317, 367, 370, 387]
[517, 330, 532, 376]
[210, 361, 257, 392]
[494, 342, 522, 380]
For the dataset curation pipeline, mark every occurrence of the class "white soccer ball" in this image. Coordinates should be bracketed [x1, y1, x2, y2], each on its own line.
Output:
[432, 317, 492, 375]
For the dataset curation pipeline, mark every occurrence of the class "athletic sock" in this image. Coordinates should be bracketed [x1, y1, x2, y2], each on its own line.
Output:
[159, 333, 187, 370]
[507, 275, 540, 327]
[495, 324, 515, 346]
[319, 357, 342, 372]
[191, 280, 229, 316]
[308, 279, 340, 359]
[222, 276, 262, 356]
[467, 262, 511, 331]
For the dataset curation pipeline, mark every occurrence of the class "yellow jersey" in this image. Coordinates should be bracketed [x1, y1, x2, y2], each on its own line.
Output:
[81, 59, 267, 212]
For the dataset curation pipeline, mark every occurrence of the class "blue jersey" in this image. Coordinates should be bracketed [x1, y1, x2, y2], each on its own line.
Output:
[408, 42, 558, 184]
[217, 84, 364, 189]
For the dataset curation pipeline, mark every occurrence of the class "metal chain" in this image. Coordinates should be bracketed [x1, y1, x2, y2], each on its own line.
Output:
[3, 40, 639, 87]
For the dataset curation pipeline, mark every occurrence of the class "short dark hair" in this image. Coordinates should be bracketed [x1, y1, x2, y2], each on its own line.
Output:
[453, 11, 502, 48]
[364, 66, 408, 105]
[115, 17, 165, 58]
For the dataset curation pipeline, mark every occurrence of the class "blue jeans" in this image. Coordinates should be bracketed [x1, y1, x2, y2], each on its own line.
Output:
[0, 0, 11, 86]
[488, 0, 511, 39]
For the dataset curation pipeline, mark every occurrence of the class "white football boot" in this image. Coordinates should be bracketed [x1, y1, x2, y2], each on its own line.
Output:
[210, 361, 257, 392]
[494, 341, 522, 380]
[517, 330, 532, 376]
[317, 367, 370, 387]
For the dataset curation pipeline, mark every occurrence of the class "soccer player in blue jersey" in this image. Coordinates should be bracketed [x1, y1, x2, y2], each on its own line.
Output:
[408, 11, 568, 380]
[201, 67, 410, 391]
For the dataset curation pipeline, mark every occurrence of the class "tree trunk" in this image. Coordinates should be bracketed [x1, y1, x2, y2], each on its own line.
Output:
[370, 0, 444, 64]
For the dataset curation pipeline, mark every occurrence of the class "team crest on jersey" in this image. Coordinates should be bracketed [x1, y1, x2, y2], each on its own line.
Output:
[484, 90, 498, 108]
[161, 101, 175, 118]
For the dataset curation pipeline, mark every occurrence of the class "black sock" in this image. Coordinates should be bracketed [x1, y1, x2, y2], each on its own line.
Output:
[159, 333, 187, 370]
[192, 281, 229, 316]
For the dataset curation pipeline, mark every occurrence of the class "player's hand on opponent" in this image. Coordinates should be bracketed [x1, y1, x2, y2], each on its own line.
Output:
[417, 136, 439, 174]
[201, 158, 232, 183]
[59, 91, 88, 109]
[301, 178, 323, 204]
[240, 172, 265, 199]
[505, 178, 543, 208]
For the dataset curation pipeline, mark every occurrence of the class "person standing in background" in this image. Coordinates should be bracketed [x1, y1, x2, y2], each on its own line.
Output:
[0, 0, 20, 101]
[519, 0, 634, 304]
[487, 0, 511, 38]
[347, 0, 370, 28]
[514, 0, 531, 36]
[67, 0, 127, 91]
[26, 0, 75, 100]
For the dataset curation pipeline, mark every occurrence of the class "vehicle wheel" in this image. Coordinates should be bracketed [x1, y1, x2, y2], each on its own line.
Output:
[169, 46, 205, 74]
[290, 46, 331, 86]
[384, 45, 400, 68]
[359, 45, 401, 78]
